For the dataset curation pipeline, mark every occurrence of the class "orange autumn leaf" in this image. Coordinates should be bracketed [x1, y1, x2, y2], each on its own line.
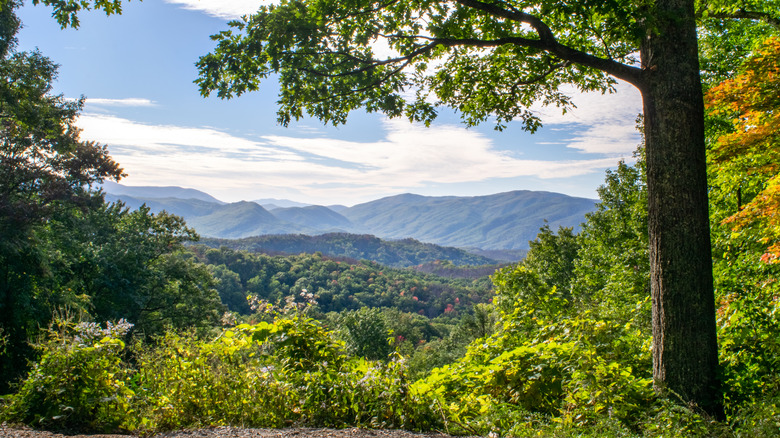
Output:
[706, 38, 780, 263]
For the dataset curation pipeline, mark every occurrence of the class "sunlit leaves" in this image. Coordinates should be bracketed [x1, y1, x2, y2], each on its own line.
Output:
[196, 0, 643, 130]
[31, 0, 131, 28]
[134, 314, 437, 431]
[707, 37, 780, 263]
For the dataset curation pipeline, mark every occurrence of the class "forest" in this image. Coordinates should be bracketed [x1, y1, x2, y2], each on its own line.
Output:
[196, 233, 502, 268]
[2, 0, 780, 437]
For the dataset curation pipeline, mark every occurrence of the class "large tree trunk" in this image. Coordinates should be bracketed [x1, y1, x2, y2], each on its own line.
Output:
[639, 0, 723, 418]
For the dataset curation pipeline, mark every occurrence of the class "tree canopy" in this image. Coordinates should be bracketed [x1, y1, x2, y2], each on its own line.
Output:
[195, 0, 647, 131]
[706, 37, 780, 264]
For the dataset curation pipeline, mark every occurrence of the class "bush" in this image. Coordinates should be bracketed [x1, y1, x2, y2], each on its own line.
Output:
[0, 314, 135, 433]
[134, 314, 440, 432]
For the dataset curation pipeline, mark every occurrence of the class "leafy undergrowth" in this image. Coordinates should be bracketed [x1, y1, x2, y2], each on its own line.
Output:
[1, 304, 778, 438]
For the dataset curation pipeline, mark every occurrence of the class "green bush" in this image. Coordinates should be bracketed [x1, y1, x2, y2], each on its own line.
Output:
[0, 314, 135, 433]
[133, 313, 440, 432]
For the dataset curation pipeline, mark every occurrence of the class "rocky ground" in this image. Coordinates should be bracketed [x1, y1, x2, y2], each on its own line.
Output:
[0, 426, 479, 438]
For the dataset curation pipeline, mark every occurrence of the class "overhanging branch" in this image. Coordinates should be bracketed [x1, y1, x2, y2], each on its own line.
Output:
[445, 1, 643, 85]
[292, 33, 643, 87]
[452, 0, 556, 43]
[705, 9, 780, 29]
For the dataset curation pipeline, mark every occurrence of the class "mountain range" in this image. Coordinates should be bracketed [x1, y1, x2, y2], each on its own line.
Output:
[102, 183, 596, 254]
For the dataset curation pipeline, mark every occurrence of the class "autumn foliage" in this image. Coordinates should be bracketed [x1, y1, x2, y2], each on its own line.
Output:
[706, 37, 780, 263]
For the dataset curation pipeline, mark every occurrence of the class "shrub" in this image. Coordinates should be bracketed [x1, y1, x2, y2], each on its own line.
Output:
[0, 314, 135, 433]
[134, 314, 440, 432]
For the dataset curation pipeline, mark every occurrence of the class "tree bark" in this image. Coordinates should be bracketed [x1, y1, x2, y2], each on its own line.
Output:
[639, 0, 723, 418]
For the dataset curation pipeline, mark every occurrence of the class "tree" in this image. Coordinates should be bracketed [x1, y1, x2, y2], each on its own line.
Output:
[43, 202, 224, 334]
[0, 0, 224, 389]
[574, 150, 649, 325]
[187, 0, 780, 415]
[706, 37, 780, 264]
[334, 307, 393, 360]
[0, 0, 124, 389]
[523, 223, 580, 297]
[703, 37, 780, 414]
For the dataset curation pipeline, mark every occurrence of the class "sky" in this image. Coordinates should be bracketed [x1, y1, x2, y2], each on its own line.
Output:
[17, 0, 644, 206]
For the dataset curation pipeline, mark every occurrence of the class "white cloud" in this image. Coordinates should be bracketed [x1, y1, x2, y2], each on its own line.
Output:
[533, 80, 643, 155]
[78, 114, 298, 160]
[163, 0, 270, 19]
[77, 114, 624, 204]
[564, 122, 642, 155]
[86, 98, 157, 107]
[263, 119, 619, 186]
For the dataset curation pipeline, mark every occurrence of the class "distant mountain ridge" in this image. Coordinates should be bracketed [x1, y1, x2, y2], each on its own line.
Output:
[102, 183, 596, 252]
[341, 191, 595, 250]
[100, 181, 224, 204]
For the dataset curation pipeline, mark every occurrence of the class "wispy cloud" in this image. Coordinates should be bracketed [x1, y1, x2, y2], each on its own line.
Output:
[163, 0, 269, 19]
[86, 98, 157, 107]
[533, 81, 643, 155]
[77, 114, 623, 204]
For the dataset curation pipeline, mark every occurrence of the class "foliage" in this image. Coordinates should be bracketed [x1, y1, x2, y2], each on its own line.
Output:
[522, 224, 580, 298]
[30, 0, 133, 29]
[192, 246, 491, 318]
[573, 151, 650, 326]
[0, 313, 135, 432]
[5, 0, 780, 435]
[0, 2, 123, 389]
[400, 157, 650, 436]
[195, 0, 780, 414]
[194, 0, 651, 130]
[706, 37, 780, 263]
[412, 260, 506, 280]
[200, 233, 500, 268]
[698, 0, 780, 87]
[331, 307, 393, 361]
[40, 202, 223, 334]
[134, 314, 439, 432]
[0, 1, 222, 389]
[705, 37, 780, 419]
[4, 145, 780, 437]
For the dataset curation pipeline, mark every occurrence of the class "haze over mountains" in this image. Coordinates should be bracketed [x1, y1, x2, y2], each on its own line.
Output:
[102, 183, 596, 254]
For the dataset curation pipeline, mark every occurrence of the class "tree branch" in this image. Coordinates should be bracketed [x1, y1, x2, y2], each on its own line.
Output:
[448, 1, 643, 85]
[294, 32, 643, 87]
[510, 61, 571, 95]
[705, 9, 780, 29]
[452, 0, 556, 43]
[433, 36, 643, 86]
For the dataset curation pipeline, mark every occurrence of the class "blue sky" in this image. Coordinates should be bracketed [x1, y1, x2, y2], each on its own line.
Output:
[17, 0, 643, 206]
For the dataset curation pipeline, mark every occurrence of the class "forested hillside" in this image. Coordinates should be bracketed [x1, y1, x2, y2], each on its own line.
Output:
[198, 233, 501, 267]
[191, 245, 493, 317]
